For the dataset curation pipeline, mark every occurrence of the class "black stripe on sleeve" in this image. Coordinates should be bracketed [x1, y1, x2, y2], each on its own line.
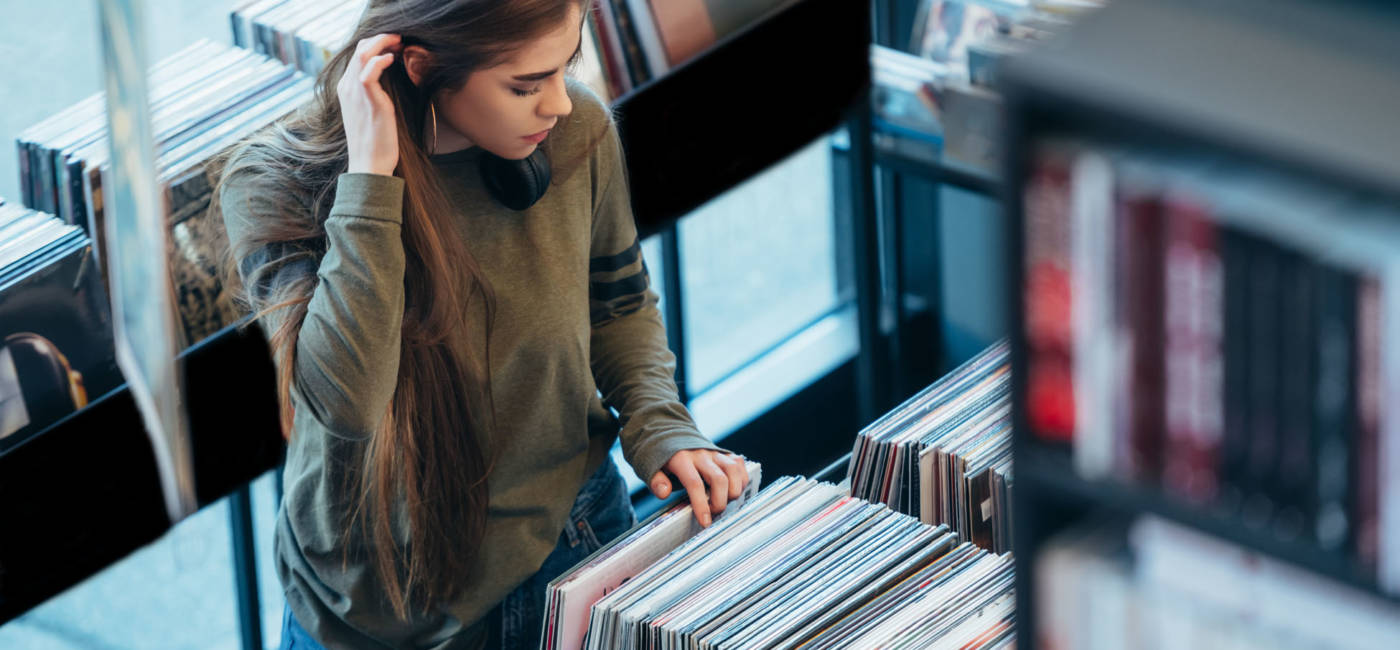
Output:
[589, 239, 641, 274]
[590, 269, 649, 302]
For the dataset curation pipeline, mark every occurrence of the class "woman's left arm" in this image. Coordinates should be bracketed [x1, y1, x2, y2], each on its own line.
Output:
[587, 121, 748, 527]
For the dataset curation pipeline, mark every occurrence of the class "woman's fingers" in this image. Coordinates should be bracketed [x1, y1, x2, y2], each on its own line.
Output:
[669, 454, 712, 527]
[663, 450, 752, 527]
[339, 33, 403, 176]
[648, 470, 672, 500]
[343, 33, 395, 84]
[714, 453, 748, 501]
[360, 53, 395, 95]
[697, 457, 730, 516]
[355, 33, 401, 66]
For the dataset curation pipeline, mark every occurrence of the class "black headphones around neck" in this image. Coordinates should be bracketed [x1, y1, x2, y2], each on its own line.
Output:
[479, 146, 551, 211]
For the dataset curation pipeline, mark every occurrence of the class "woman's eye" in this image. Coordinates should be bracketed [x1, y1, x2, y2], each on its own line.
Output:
[512, 86, 543, 97]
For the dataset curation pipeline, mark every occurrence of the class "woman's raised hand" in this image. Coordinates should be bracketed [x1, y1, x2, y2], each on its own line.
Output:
[340, 33, 403, 177]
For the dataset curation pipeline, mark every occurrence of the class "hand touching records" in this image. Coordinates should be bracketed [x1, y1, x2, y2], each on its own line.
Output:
[340, 33, 402, 176]
[649, 449, 750, 527]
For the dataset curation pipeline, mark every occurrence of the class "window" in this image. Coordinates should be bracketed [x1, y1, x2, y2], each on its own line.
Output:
[679, 136, 841, 396]
[641, 235, 667, 327]
[0, 492, 245, 648]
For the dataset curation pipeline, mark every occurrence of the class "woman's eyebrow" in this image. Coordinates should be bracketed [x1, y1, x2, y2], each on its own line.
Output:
[511, 34, 584, 81]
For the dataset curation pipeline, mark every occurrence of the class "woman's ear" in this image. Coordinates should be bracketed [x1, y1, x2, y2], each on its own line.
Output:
[401, 45, 433, 87]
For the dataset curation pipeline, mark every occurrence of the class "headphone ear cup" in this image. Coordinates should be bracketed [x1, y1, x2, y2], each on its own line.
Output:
[479, 148, 552, 211]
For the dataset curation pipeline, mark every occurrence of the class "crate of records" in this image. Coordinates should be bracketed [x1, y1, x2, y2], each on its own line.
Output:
[0, 200, 120, 453]
[847, 341, 1014, 554]
[15, 39, 314, 347]
[539, 461, 1016, 650]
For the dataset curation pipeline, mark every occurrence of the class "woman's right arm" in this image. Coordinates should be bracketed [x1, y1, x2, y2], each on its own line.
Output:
[222, 173, 405, 436]
[221, 34, 406, 435]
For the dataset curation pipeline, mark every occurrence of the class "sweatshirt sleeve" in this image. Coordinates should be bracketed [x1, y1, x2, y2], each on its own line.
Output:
[587, 120, 725, 482]
[220, 172, 406, 436]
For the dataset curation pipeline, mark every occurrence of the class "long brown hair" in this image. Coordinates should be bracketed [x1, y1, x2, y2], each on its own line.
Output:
[210, 0, 590, 619]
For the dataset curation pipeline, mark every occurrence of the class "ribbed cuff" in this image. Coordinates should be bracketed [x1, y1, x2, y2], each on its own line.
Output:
[631, 429, 728, 484]
[330, 173, 405, 223]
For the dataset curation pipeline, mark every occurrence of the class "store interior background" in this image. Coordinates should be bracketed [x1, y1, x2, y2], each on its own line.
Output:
[0, 1, 1003, 648]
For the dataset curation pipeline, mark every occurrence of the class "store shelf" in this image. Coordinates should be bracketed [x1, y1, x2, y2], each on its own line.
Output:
[832, 128, 1003, 196]
[0, 320, 283, 624]
[875, 146, 1002, 196]
[1018, 448, 1398, 606]
[614, 0, 870, 238]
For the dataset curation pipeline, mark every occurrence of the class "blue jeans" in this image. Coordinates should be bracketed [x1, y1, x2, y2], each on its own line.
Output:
[280, 458, 636, 649]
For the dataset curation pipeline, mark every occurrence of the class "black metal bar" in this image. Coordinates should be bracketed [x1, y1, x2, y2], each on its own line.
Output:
[887, 170, 907, 400]
[812, 451, 854, 483]
[831, 130, 857, 304]
[848, 100, 889, 427]
[925, 175, 947, 376]
[874, 149, 1002, 197]
[829, 133, 1003, 198]
[229, 485, 262, 650]
[659, 224, 689, 402]
[1005, 69, 1041, 650]
[875, 0, 898, 47]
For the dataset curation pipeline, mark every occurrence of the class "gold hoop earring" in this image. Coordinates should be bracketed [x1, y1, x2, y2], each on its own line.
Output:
[429, 102, 438, 154]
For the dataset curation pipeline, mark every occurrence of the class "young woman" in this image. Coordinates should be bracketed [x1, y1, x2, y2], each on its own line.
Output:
[213, 1, 749, 648]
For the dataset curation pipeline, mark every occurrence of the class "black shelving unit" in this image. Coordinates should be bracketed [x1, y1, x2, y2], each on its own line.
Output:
[1019, 449, 1396, 603]
[1003, 1, 1400, 647]
[614, 0, 869, 240]
[0, 320, 284, 624]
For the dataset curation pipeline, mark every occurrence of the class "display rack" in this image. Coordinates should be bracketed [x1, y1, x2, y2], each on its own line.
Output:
[613, 0, 870, 239]
[1003, 1, 1400, 647]
[0, 0, 873, 637]
[0, 320, 283, 623]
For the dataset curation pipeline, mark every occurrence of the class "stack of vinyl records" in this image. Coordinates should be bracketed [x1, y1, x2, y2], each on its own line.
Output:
[230, 0, 615, 104]
[0, 202, 120, 452]
[14, 38, 315, 346]
[543, 469, 1015, 649]
[231, 0, 366, 76]
[846, 341, 1013, 553]
[591, 0, 792, 100]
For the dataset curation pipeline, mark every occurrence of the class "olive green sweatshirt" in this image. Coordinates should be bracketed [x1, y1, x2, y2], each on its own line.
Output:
[220, 78, 720, 649]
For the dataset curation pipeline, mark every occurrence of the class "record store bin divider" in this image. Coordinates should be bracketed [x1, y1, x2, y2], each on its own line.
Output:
[0, 0, 874, 647]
